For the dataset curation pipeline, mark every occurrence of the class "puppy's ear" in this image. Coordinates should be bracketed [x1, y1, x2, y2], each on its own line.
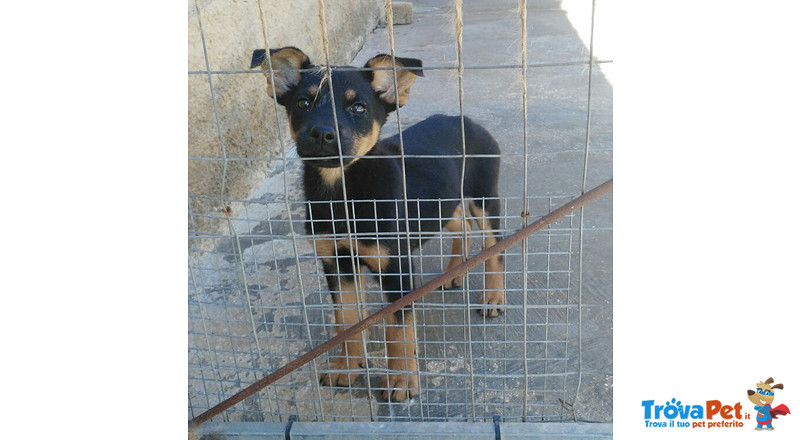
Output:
[250, 46, 311, 101]
[772, 383, 784, 390]
[364, 54, 423, 109]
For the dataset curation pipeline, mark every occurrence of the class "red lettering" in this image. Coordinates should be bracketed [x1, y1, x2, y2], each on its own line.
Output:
[734, 402, 742, 419]
[721, 405, 732, 419]
[706, 400, 721, 419]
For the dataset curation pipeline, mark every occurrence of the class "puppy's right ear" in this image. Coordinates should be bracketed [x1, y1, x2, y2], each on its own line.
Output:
[250, 46, 311, 102]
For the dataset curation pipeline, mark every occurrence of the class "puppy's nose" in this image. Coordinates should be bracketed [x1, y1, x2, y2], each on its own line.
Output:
[310, 125, 337, 145]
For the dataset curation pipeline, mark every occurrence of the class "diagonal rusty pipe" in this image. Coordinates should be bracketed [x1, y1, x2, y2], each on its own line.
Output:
[189, 178, 612, 431]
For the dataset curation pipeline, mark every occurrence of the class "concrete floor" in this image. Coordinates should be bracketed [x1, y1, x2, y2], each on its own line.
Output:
[189, 0, 612, 425]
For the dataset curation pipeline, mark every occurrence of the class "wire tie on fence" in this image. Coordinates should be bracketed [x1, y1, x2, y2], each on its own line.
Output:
[221, 205, 232, 217]
[493, 415, 502, 440]
[520, 210, 530, 219]
[558, 398, 578, 422]
[284, 414, 297, 440]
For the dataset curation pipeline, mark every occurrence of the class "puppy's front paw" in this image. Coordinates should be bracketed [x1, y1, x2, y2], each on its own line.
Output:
[448, 276, 463, 289]
[319, 356, 364, 387]
[479, 289, 505, 317]
[381, 371, 419, 402]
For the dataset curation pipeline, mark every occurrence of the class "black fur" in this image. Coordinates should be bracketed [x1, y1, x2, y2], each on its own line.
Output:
[253, 47, 502, 319]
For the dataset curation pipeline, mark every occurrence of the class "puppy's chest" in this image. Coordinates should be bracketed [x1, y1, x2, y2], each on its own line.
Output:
[305, 198, 401, 237]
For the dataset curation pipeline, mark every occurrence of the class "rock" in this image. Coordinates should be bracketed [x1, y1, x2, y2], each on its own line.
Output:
[392, 2, 414, 25]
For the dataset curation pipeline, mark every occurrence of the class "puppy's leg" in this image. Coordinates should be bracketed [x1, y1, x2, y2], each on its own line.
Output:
[469, 200, 505, 317]
[444, 204, 472, 288]
[383, 308, 419, 402]
[379, 256, 419, 401]
[318, 256, 367, 387]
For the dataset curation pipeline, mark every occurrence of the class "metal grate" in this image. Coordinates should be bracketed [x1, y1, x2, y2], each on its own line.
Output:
[188, 0, 611, 427]
[189, 193, 580, 422]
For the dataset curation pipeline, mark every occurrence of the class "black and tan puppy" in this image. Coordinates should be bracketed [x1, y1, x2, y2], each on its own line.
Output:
[251, 47, 505, 401]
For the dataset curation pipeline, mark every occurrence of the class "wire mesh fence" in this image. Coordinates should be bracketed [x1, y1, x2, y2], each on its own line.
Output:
[188, 0, 611, 427]
[189, 193, 581, 422]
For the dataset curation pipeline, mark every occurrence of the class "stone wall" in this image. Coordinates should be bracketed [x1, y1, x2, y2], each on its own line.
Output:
[189, 0, 381, 213]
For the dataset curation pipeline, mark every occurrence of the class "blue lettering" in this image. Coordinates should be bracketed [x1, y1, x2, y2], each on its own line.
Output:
[642, 400, 655, 419]
[644, 400, 705, 420]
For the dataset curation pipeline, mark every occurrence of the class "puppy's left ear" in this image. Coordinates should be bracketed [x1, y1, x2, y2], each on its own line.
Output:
[772, 383, 784, 390]
[364, 54, 423, 108]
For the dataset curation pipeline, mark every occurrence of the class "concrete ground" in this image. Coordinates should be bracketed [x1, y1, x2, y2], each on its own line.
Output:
[189, 0, 612, 425]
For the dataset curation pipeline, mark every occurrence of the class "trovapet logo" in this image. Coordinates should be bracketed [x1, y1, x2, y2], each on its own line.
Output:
[641, 398, 746, 429]
[641, 376, 792, 431]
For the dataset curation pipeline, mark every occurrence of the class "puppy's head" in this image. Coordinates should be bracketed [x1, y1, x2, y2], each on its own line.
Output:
[251, 47, 423, 168]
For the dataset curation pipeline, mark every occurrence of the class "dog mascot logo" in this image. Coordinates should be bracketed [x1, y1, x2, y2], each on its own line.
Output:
[747, 377, 790, 431]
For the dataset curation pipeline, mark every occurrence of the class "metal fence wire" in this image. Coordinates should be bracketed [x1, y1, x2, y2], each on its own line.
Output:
[188, 0, 611, 425]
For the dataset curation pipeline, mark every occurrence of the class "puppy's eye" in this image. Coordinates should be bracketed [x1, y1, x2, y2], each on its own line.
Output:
[350, 103, 366, 114]
[297, 98, 311, 110]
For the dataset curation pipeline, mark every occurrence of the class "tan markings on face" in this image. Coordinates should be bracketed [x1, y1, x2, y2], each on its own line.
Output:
[352, 120, 382, 159]
[345, 89, 356, 101]
[307, 85, 318, 97]
[315, 121, 380, 186]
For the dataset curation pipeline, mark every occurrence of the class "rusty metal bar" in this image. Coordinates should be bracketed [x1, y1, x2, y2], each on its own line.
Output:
[188, 178, 612, 431]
